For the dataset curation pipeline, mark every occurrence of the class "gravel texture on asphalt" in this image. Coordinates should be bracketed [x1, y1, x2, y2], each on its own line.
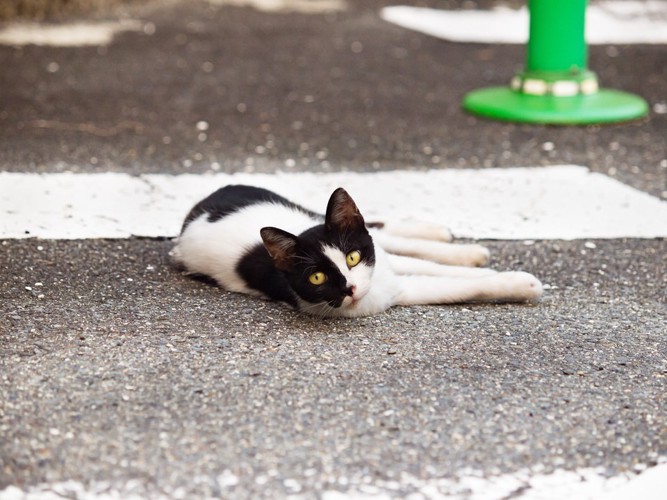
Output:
[1, 0, 666, 497]
[1, 238, 665, 497]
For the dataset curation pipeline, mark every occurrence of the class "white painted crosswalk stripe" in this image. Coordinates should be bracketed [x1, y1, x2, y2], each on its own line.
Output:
[1, 166, 666, 240]
[2, 460, 666, 499]
[381, 2, 667, 45]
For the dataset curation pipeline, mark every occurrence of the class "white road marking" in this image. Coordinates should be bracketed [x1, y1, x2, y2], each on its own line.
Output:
[322, 462, 667, 499]
[1, 461, 666, 499]
[381, 1, 667, 44]
[1, 166, 666, 240]
[1, 1, 663, 48]
[206, 0, 346, 13]
[0, 20, 148, 47]
[0, 0, 344, 49]
[0, 0, 345, 48]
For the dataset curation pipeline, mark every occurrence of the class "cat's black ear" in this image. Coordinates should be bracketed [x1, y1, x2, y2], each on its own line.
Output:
[325, 188, 365, 232]
[260, 227, 298, 270]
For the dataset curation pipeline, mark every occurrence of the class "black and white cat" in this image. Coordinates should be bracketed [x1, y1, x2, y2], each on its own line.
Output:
[171, 185, 543, 317]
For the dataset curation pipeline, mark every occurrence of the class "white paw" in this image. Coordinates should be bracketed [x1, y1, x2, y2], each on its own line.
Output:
[427, 244, 491, 267]
[499, 271, 543, 301]
[438, 244, 490, 267]
[169, 244, 183, 263]
[413, 222, 453, 242]
[383, 221, 453, 242]
[464, 245, 490, 267]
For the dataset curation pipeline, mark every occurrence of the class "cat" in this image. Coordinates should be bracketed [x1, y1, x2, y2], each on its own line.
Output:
[171, 185, 543, 317]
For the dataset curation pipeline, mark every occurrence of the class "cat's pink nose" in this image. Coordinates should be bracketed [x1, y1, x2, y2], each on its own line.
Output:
[346, 285, 356, 297]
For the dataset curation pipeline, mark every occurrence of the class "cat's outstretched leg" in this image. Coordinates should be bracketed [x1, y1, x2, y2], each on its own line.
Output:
[387, 254, 497, 277]
[371, 231, 490, 267]
[370, 221, 453, 242]
[394, 272, 543, 304]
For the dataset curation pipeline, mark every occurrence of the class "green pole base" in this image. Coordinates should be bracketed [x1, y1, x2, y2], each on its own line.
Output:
[462, 87, 648, 125]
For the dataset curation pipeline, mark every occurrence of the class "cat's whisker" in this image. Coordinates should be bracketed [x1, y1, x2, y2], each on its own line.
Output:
[297, 300, 336, 319]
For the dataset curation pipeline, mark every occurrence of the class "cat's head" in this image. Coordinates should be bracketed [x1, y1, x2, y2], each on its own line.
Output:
[260, 188, 375, 314]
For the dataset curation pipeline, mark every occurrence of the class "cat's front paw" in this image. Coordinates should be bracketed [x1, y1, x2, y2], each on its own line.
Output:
[499, 271, 543, 301]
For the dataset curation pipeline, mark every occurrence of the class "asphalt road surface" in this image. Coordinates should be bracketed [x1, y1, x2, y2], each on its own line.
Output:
[1, 0, 666, 498]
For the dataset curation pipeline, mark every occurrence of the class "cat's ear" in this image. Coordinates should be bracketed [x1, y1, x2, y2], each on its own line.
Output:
[325, 188, 365, 232]
[260, 227, 298, 270]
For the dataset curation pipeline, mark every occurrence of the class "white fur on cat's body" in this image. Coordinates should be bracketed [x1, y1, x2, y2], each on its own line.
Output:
[172, 203, 314, 297]
[172, 200, 543, 317]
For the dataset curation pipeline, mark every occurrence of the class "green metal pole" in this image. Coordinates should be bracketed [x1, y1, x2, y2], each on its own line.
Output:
[462, 0, 648, 125]
[527, 0, 586, 72]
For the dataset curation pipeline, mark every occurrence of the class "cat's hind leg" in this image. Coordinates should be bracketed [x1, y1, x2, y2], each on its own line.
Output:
[394, 272, 543, 305]
[371, 231, 490, 267]
[387, 254, 497, 277]
[370, 221, 453, 242]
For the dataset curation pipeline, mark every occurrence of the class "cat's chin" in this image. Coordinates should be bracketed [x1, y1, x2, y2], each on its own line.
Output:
[341, 296, 357, 308]
[341, 295, 365, 309]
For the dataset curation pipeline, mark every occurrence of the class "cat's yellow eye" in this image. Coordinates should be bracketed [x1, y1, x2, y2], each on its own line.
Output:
[308, 272, 327, 285]
[346, 250, 362, 268]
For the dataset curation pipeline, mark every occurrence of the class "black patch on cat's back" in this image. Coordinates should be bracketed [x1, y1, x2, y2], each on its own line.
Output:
[181, 185, 321, 233]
